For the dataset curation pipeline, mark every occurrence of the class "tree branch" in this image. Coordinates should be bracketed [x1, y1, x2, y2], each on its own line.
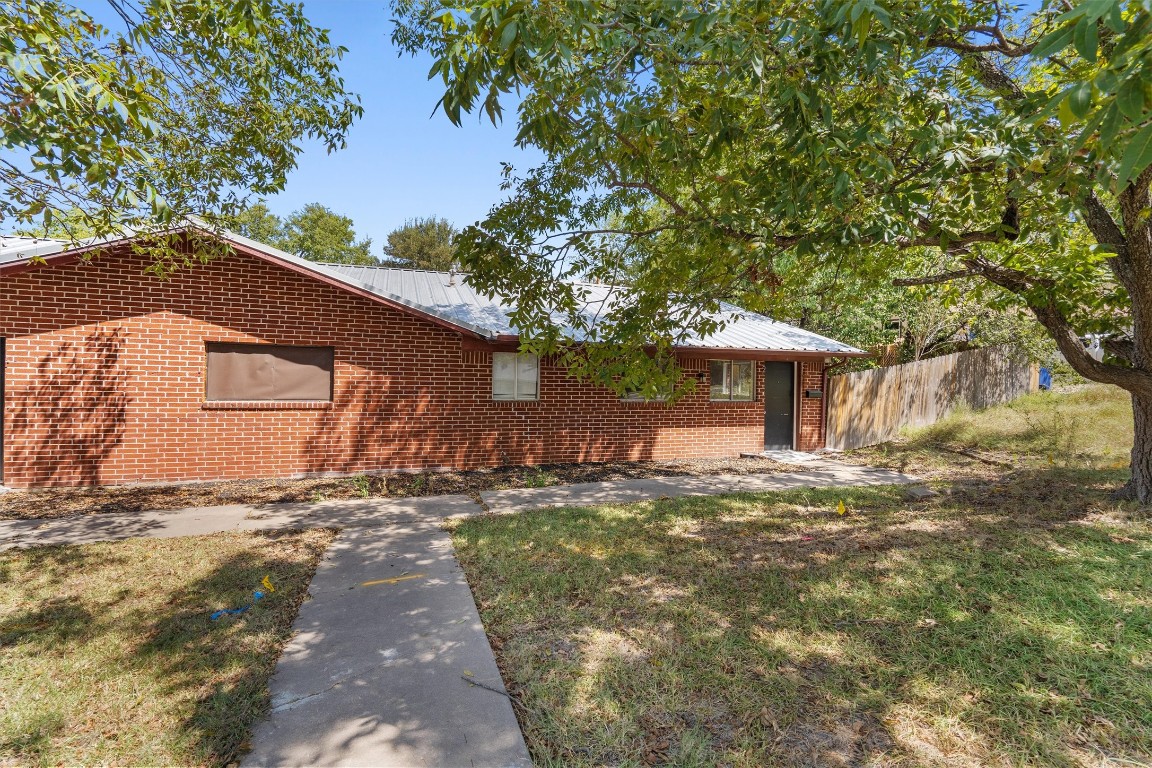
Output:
[926, 34, 1034, 57]
[897, 229, 1005, 250]
[893, 269, 980, 286]
[1104, 337, 1136, 364]
[966, 256, 1152, 395]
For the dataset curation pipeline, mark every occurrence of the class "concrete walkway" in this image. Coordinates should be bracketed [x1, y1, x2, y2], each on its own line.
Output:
[243, 499, 532, 768]
[0, 462, 916, 551]
[0, 462, 919, 767]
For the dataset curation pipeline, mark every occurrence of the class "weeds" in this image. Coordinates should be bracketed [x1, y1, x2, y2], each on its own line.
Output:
[348, 474, 372, 498]
[524, 469, 557, 488]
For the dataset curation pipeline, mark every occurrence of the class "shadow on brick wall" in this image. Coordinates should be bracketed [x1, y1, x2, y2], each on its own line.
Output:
[299, 374, 663, 475]
[6, 329, 130, 485]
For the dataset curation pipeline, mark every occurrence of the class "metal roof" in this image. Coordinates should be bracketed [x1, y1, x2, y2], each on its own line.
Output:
[324, 264, 866, 355]
[0, 235, 64, 265]
[0, 223, 865, 355]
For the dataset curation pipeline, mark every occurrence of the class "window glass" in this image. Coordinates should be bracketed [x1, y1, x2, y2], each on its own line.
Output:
[493, 352, 539, 400]
[709, 358, 755, 401]
[205, 343, 333, 401]
[516, 354, 539, 398]
[731, 361, 754, 400]
[709, 360, 728, 400]
[492, 353, 518, 399]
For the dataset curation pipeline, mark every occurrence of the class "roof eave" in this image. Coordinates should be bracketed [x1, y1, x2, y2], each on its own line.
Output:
[463, 336, 870, 358]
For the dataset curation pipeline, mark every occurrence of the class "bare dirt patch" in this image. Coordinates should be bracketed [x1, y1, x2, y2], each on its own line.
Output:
[0, 456, 788, 521]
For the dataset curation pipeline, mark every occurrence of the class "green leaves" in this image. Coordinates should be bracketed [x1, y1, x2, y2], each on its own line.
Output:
[2, 0, 361, 250]
[1117, 123, 1152, 187]
[226, 201, 378, 265]
[1028, 0, 1152, 188]
[393, 0, 1142, 398]
[1073, 13, 1098, 62]
[1117, 79, 1147, 122]
[381, 216, 460, 270]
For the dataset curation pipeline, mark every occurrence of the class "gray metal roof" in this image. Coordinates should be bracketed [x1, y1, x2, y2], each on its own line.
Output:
[324, 264, 865, 355]
[0, 224, 864, 355]
[0, 235, 64, 265]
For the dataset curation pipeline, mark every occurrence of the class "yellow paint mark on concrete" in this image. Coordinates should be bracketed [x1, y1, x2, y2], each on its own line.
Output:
[361, 573, 426, 587]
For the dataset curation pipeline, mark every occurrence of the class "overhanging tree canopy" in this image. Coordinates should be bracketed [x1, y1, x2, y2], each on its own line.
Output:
[1, 0, 361, 264]
[393, 0, 1152, 501]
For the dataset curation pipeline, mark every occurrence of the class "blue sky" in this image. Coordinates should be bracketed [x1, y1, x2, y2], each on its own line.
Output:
[268, 1, 540, 252]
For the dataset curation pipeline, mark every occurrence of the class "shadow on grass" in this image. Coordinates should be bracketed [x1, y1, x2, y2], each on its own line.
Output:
[453, 469, 1152, 767]
[0, 529, 333, 766]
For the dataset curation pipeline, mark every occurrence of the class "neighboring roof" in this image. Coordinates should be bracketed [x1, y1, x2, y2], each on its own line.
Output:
[0, 224, 867, 356]
[324, 264, 866, 356]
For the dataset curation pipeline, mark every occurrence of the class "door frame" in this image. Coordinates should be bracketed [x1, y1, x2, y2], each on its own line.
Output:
[762, 360, 798, 451]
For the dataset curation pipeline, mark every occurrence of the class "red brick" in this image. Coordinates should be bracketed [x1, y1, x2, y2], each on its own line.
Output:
[1, 245, 830, 488]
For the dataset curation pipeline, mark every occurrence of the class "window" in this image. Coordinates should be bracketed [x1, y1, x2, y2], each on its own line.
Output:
[620, 383, 672, 402]
[709, 360, 755, 401]
[493, 352, 538, 400]
[205, 343, 334, 402]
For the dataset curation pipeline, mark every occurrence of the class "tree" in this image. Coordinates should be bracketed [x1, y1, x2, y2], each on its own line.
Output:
[381, 216, 459, 270]
[393, 1, 1152, 501]
[14, 206, 97, 241]
[2, 0, 361, 269]
[280, 203, 377, 265]
[771, 262, 1053, 367]
[226, 201, 284, 246]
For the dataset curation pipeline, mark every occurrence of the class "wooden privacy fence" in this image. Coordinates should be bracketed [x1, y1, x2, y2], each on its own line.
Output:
[826, 345, 1037, 451]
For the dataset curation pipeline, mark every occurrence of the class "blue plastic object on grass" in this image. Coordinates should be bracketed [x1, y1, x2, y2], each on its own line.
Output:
[1038, 367, 1052, 390]
[210, 590, 265, 621]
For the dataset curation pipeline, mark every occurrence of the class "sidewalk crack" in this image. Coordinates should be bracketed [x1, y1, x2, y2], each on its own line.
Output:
[270, 659, 394, 713]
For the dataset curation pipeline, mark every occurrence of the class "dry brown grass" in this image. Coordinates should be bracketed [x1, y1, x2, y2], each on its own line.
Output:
[0, 528, 335, 766]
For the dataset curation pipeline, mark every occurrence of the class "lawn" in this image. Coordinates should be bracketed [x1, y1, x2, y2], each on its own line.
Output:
[0, 528, 335, 767]
[844, 383, 1133, 481]
[451, 385, 1151, 766]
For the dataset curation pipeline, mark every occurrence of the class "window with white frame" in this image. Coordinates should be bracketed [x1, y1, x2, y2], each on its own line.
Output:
[709, 359, 755, 401]
[492, 352, 539, 400]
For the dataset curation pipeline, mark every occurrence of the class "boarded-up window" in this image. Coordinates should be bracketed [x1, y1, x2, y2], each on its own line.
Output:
[492, 352, 538, 400]
[205, 343, 334, 402]
[709, 360, 755, 401]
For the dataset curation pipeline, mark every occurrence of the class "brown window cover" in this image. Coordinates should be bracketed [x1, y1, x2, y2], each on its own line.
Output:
[205, 343, 334, 402]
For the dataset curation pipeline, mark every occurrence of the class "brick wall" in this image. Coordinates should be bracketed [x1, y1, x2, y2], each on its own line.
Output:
[1, 246, 829, 488]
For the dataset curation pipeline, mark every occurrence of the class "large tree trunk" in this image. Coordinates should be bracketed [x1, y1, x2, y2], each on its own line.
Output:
[1119, 391, 1152, 504]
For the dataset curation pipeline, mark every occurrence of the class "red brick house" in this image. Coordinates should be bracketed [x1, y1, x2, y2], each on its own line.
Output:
[0, 227, 866, 489]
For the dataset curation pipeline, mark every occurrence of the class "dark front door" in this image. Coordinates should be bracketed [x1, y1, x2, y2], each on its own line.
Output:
[763, 361, 795, 450]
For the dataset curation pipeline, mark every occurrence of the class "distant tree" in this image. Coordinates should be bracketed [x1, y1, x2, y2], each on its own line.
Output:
[771, 259, 1053, 366]
[280, 203, 376, 265]
[226, 202, 285, 247]
[15, 207, 96, 241]
[381, 216, 458, 270]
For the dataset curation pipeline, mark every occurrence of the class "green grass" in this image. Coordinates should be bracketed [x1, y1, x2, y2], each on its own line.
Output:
[0, 529, 335, 767]
[851, 384, 1132, 479]
[451, 385, 1150, 766]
